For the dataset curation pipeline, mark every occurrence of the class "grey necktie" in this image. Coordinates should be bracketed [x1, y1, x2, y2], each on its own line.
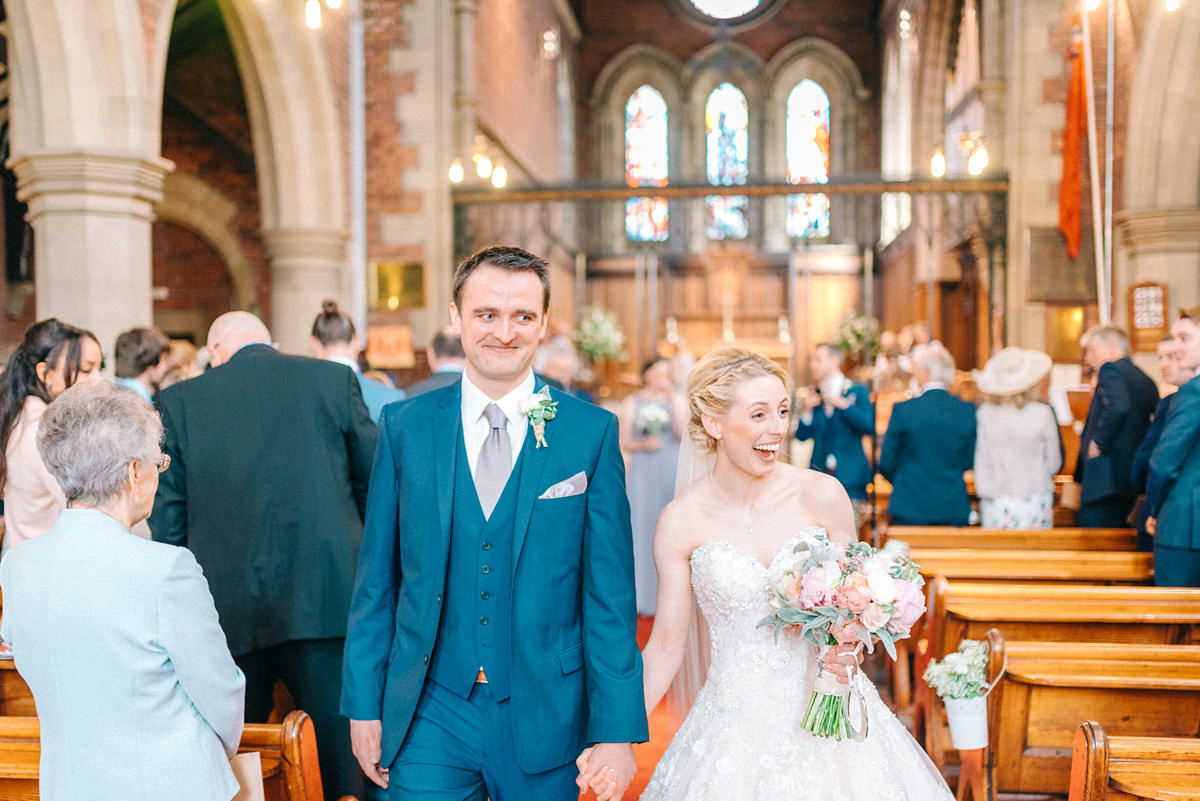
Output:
[476, 402, 512, 518]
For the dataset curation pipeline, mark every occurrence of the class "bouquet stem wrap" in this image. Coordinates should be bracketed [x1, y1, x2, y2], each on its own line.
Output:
[802, 648, 869, 741]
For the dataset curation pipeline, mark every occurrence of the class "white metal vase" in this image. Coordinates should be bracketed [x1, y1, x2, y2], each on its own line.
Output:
[943, 694, 988, 749]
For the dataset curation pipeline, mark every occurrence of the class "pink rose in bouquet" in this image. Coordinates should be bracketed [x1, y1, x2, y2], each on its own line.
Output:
[761, 530, 926, 740]
[798, 561, 841, 608]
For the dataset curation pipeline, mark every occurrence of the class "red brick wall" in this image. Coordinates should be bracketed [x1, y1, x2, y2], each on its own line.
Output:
[157, 4, 268, 328]
[365, 0, 422, 265]
[476, 0, 571, 183]
[152, 221, 236, 338]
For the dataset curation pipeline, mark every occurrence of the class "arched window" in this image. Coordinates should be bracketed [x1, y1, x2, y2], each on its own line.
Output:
[625, 85, 670, 242]
[705, 81, 749, 240]
[786, 79, 831, 238]
[689, 0, 762, 18]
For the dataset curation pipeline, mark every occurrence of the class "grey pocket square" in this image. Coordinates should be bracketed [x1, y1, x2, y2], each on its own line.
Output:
[538, 471, 588, 499]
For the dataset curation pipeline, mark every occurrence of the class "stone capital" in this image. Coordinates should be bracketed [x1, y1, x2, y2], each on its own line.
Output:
[9, 150, 174, 221]
[1115, 207, 1200, 257]
[262, 227, 349, 266]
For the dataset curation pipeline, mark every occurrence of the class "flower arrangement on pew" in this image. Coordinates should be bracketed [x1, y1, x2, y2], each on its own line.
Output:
[923, 638, 991, 749]
[759, 531, 926, 740]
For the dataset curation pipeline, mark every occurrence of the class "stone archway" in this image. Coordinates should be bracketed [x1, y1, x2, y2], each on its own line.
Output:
[3, 0, 349, 354]
[1117, 1, 1200, 317]
[157, 172, 260, 315]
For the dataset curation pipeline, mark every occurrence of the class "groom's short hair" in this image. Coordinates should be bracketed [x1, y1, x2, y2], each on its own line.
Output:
[454, 245, 551, 312]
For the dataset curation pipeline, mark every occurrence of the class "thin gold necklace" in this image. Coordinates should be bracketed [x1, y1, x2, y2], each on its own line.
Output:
[710, 471, 763, 535]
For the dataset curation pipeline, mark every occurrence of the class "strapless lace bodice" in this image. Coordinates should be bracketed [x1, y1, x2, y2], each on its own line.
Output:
[640, 526, 953, 801]
[686, 529, 821, 715]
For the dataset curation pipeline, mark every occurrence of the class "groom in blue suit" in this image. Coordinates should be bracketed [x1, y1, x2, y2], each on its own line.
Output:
[341, 246, 647, 800]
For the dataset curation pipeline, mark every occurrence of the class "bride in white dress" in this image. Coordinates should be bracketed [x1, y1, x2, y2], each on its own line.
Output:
[609, 347, 952, 800]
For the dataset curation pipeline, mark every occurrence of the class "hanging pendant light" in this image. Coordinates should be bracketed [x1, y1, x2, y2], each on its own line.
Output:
[306, 0, 321, 29]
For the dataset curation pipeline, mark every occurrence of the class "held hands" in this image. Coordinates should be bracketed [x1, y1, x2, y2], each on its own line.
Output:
[576, 742, 636, 801]
[1146, 516, 1156, 536]
[1087, 441, 1101, 459]
[824, 392, 852, 411]
[349, 719, 389, 789]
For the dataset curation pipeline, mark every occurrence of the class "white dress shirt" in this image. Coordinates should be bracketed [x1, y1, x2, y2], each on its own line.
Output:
[461, 370, 534, 480]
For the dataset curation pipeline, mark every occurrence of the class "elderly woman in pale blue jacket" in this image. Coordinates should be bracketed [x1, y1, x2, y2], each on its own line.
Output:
[0, 381, 245, 801]
[973, 348, 1063, 529]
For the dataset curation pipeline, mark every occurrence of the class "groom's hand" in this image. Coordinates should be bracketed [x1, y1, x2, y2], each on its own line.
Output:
[350, 718, 389, 788]
[576, 742, 635, 801]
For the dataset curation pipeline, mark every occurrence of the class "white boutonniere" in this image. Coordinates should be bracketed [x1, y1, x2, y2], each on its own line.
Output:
[518, 388, 558, 448]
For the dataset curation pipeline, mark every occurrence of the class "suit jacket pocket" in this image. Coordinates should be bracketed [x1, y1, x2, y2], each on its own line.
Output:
[559, 643, 584, 674]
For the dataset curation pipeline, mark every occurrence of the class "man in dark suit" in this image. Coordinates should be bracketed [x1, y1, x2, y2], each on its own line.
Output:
[879, 342, 976, 525]
[1074, 325, 1159, 527]
[151, 312, 376, 800]
[1130, 335, 1195, 550]
[341, 246, 647, 801]
[794, 343, 874, 500]
[405, 327, 466, 396]
[1146, 308, 1200, 586]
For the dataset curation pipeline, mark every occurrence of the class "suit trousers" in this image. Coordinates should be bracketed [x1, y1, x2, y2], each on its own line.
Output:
[238, 637, 363, 801]
[1077, 496, 1134, 528]
[1154, 544, 1200, 587]
[388, 679, 578, 801]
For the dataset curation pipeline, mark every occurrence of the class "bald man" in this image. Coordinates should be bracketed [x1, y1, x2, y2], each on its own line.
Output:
[150, 312, 377, 800]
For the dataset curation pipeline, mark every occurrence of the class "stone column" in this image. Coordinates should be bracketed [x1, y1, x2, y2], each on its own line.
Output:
[1116, 208, 1200, 317]
[263, 227, 349, 354]
[11, 150, 172, 358]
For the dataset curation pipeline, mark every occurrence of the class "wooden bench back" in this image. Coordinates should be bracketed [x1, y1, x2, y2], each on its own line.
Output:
[1069, 721, 1200, 801]
[984, 631, 1200, 801]
[885, 526, 1137, 551]
[910, 548, 1153, 583]
[914, 580, 1200, 767]
[0, 710, 326, 801]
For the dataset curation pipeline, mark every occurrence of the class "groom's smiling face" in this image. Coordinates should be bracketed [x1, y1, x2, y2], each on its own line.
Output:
[451, 263, 548, 396]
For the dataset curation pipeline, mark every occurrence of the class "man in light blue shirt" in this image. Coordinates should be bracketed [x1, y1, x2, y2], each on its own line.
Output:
[114, 327, 171, 403]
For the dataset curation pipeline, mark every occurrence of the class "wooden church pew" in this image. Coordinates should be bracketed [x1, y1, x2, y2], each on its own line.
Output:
[883, 525, 1137, 551]
[0, 710, 343, 801]
[1068, 721, 1200, 801]
[978, 631, 1200, 801]
[908, 548, 1153, 583]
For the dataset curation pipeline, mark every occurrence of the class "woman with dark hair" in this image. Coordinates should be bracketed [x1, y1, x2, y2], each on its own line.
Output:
[0, 319, 104, 555]
[619, 355, 687, 616]
[309, 298, 404, 422]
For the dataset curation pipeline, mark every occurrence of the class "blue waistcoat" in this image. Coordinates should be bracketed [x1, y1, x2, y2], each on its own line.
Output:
[428, 433, 520, 700]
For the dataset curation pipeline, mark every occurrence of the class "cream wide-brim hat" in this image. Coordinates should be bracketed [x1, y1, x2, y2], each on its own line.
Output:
[973, 347, 1053, 396]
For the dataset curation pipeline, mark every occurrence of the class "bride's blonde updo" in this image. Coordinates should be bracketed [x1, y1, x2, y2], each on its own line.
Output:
[686, 346, 788, 453]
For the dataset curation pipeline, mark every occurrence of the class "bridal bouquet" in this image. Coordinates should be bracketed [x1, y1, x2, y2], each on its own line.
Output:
[634, 403, 671, 438]
[759, 532, 926, 740]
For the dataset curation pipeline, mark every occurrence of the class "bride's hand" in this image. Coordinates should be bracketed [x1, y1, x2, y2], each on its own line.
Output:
[819, 643, 864, 684]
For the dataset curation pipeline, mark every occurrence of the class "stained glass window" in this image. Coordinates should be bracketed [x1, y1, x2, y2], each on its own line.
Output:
[786, 79, 831, 239]
[625, 85, 669, 242]
[705, 82, 749, 240]
[689, 0, 762, 19]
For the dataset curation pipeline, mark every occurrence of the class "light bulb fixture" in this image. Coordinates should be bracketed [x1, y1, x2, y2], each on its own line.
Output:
[490, 163, 508, 189]
[448, 157, 465, 184]
[1086, 0, 1100, 10]
[967, 141, 989, 176]
[326, 0, 342, 8]
[305, 0, 321, 29]
[1166, 0, 1180, 10]
[930, 146, 946, 178]
[475, 154, 493, 180]
[542, 28, 561, 61]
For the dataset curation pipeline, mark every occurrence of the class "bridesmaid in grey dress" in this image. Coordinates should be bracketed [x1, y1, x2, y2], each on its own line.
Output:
[620, 357, 687, 616]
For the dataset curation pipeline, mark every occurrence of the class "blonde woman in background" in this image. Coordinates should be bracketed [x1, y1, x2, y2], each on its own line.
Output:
[973, 348, 1062, 529]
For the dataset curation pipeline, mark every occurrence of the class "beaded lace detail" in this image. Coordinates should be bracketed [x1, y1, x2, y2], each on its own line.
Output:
[640, 527, 953, 801]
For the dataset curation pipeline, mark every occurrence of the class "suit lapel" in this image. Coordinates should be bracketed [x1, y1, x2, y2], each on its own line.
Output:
[432, 384, 463, 554]
[512, 387, 554, 568]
